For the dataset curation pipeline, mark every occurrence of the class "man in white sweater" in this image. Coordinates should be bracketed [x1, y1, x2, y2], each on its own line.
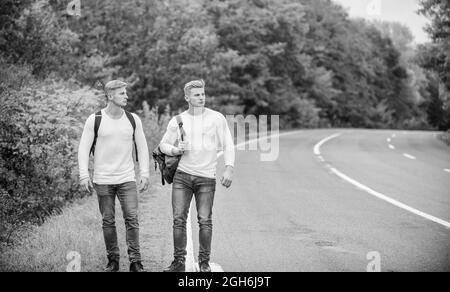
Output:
[159, 79, 235, 272]
[78, 80, 149, 272]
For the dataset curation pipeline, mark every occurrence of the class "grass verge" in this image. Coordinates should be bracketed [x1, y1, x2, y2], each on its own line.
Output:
[0, 174, 173, 272]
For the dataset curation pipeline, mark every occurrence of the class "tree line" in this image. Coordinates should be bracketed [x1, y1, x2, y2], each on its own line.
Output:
[1, 0, 448, 129]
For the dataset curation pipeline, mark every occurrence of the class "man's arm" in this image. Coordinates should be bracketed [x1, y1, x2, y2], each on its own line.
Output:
[78, 114, 95, 191]
[133, 114, 150, 178]
[219, 114, 235, 188]
[159, 117, 180, 155]
[221, 114, 235, 168]
[133, 114, 150, 192]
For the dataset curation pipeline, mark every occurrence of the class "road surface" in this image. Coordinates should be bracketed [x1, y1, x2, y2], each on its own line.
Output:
[190, 129, 450, 272]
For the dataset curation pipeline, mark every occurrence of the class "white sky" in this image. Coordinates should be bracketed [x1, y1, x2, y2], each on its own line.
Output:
[332, 0, 431, 44]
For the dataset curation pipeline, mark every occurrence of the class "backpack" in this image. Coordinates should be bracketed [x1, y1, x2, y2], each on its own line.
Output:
[152, 115, 185, 185]
[89, 110, 139, 161]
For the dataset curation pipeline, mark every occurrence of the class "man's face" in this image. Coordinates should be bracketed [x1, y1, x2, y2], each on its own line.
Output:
[186, 87, 206, 108]
[109, 87, 128, 107]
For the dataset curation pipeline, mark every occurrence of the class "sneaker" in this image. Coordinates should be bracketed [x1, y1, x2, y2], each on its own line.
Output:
[104, 259, 119, 272]
[163, 259, 185, 272]
[199, 261, 211, 272]
[130, 261, 145, 272]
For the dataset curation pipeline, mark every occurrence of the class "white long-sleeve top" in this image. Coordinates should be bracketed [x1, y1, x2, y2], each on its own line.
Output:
[78, 109, 150, 184]
[159, 108, 235, 179]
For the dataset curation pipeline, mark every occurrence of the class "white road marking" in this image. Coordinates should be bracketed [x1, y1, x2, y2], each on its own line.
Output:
[210, 262, 224, 272]
[389, 144, 395, 150]
[314, 134, 450, 229]
[387, 138, 391, 143]
[444, 169, 450, 173]
[186, 202, 196, 272]
[186, 203, 224, 272]
[330, 167, 450, 228]
[313, 133, 342, 155]
[392, 134, 396, 138]
[403, 153, 416, 160]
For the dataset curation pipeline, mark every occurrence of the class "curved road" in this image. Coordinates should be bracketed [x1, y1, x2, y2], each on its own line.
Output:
[190, 129, 450, 272]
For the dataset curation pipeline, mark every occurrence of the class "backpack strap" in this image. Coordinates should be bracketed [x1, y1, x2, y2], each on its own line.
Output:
[90, 111, 102, 156]
[175, 115, 185, 141]
[125, 111, 138, 162]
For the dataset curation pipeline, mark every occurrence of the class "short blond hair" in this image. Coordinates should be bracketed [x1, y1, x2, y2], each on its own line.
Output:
[104, 80, 127, 99]
[184, 79, 205, 97]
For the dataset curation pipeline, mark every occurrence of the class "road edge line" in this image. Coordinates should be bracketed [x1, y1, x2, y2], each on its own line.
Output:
[314, 133, 450, 229]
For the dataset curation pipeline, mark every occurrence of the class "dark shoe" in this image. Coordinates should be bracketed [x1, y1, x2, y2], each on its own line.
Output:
[163, 259, 185, 272]
[199, 261, 211, 272]
[130, 261, 145, 272]
[104, 259, 119, 272]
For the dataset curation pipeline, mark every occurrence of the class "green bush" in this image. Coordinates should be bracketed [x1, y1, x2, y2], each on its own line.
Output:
[402, 116, 434, 131]
[0, 67, 102, 243]
[282, 97, 321, 129]
[137, 101, 172, 153]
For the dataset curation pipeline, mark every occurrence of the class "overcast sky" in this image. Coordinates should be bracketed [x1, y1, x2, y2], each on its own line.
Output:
[332, 0, 431, 44]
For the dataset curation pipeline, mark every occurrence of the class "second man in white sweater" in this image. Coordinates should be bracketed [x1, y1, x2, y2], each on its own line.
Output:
[160, 79, 235, 272]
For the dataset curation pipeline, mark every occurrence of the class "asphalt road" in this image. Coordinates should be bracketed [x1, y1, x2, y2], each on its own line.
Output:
[191, 129, 450, 272]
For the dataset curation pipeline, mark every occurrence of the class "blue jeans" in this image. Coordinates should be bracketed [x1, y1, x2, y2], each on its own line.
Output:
[172, 170, 216, 263]
[94, 181, 141, 263]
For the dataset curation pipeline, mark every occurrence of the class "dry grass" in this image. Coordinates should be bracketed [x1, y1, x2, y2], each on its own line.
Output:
[0, 174, 173, 272]
[0, 196, 116, 271]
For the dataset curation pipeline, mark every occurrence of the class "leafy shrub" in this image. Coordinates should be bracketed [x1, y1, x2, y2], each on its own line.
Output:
[1, 0, 80, 78]
[137, 101, 172, 153]
[282, 97, 321, 129]
[402, 116, 434, 130]
[0, 68, 102, 243]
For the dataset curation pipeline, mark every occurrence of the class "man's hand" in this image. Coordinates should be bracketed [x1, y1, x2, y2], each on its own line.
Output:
[173, 141, 189, 156]
[220, 166, 234, 189]
[138, 176, 149, 193]
[80, 177, 94, 193]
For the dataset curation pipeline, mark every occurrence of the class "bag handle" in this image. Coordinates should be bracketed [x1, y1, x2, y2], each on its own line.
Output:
[175, 115, 185, 142]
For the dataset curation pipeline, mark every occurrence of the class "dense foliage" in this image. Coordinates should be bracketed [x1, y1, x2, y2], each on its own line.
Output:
[417, 0, 450, 131]
[0, 62, 102, 242]
[2, 0, 447, 129]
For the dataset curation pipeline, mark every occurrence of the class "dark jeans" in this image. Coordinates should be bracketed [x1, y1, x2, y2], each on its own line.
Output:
[94, 181, 141, 263]
[172, 170, 216, 263]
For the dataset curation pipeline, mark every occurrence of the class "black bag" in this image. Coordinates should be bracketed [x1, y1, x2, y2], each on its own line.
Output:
[152, 115, 185, 185]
